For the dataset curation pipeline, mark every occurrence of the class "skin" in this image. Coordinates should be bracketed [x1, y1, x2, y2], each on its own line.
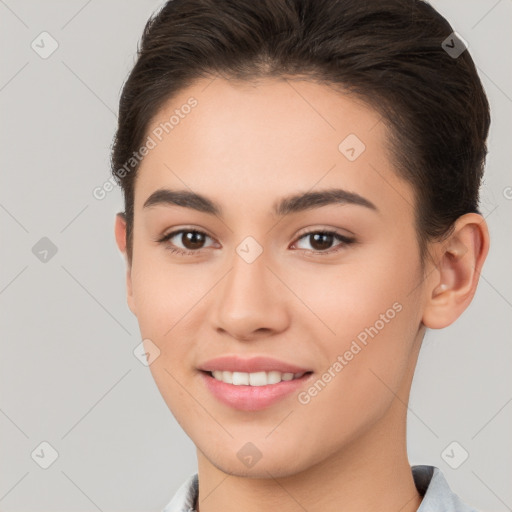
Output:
[114, 77, 489, 512]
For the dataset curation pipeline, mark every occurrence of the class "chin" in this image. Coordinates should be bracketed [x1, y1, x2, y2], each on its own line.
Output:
[198, 437, 320, 479]
[211, 455, 307, 479]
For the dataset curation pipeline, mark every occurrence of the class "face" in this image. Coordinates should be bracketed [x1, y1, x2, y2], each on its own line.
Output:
[118, 77, 429, 477]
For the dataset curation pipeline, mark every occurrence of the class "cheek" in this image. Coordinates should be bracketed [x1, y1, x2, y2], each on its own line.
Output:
[129, 249, 207, 337]
[293, 240, 422, 396]
[286, 285, 419, 462]
[291, 246, 419, 342]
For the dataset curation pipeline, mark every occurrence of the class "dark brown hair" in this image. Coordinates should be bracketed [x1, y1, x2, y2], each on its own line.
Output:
[111, 0, 490, 266]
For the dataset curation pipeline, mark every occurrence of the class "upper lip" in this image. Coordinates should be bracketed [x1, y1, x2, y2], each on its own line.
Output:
[198, 355, 311, 374]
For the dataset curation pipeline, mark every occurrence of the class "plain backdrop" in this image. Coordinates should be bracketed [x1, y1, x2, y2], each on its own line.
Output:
[1, 0, 511, 510]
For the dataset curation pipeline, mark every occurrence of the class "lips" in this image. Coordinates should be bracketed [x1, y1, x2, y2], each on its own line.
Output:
[198, 355, 311, 374]
[197, 355, 314, 411]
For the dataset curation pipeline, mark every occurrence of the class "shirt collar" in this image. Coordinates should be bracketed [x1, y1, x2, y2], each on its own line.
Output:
[163, 465, 478, 512]
[413, 465, 478, 512]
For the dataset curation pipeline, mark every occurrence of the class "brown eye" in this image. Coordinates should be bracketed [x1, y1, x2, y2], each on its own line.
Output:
[293, 230, 355, 255]
[157, 229, 215, 255]
[157, 228, 355, 257]
[180, 231, 207, 250]
[308, 232, 335, 251]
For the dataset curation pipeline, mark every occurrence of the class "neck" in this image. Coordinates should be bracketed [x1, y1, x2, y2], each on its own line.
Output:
[196, 404, 422, 511]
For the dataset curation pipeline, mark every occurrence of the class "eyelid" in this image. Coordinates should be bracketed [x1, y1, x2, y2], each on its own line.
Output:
[157, 224, 354, 241]
[294, 224, 356, 239]
[157, 223, 214, 240]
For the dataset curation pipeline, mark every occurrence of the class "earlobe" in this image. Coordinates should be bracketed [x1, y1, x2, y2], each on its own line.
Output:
[114, 213, 137, 316]
[422, 213, 490, 329]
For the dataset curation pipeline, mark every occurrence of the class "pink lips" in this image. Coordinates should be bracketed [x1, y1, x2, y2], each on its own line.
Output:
[198, 355, 310, 374]
[198, 355, 313, 411]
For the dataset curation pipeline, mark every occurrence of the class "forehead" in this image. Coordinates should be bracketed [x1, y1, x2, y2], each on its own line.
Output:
[134, 77, 414, 220]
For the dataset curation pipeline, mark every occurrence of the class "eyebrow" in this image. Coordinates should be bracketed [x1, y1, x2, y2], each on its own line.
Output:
[142, 187, 378, 217]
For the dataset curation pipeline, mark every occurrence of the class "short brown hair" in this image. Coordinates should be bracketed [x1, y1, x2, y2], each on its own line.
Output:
[111, 0, 490, 265]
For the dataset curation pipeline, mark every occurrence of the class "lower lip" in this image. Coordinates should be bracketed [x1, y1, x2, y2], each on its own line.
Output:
[200, 371, 312, 411]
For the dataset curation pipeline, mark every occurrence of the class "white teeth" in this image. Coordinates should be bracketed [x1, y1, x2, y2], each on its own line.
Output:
[267, 371, 282, 384]
[249, 371, 267, 386]
[210, 370, 306, 386]
[232, 371, 249, 385]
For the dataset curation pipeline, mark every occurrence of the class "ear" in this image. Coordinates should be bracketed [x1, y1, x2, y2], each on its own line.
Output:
[422, 213, 490, 329]
[114, 212, 137, 316]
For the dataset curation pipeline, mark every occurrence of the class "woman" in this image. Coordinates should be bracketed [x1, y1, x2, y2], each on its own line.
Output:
[111, 0, 490, 510]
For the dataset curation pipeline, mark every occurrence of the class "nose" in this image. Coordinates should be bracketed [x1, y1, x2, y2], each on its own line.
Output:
[210, 244, 290, 341]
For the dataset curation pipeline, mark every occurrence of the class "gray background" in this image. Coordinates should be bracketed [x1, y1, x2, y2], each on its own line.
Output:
[0, 0, 511, 510]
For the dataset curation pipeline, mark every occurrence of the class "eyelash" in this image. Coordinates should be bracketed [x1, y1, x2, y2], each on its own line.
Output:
[156, 228, 356, 257]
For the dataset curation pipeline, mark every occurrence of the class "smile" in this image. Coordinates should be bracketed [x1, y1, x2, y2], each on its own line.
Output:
[200, 370, 313, 411]
[210, 370, 307, 386]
